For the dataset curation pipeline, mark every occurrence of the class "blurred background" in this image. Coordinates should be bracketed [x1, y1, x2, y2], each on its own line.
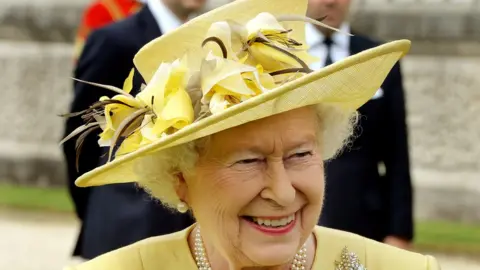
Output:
[0, 0, 479, 269]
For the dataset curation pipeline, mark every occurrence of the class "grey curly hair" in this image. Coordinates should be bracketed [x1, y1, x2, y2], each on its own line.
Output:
[132, 104, 358, 210]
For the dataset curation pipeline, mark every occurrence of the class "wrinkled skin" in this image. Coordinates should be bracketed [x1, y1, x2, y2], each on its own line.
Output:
[177, 106, 324, 269]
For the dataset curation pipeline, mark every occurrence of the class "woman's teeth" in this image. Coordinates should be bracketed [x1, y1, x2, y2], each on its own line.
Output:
[251, 214, 295, 227]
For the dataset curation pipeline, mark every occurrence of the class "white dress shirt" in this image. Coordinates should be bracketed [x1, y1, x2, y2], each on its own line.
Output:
[147, 0, 183, 34]
[305, 22, 351, 71]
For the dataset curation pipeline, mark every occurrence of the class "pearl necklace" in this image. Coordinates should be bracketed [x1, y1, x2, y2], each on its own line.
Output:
[193, 227, 308, 270]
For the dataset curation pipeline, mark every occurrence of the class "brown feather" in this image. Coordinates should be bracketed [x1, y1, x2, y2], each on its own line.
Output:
[72, 78, 135, 98]
[124, 115, 153, 139]
[275, 15, 351, 36]
[257, 40, 312, 71]
[107, 108, 149, 162]
[269, 67, 312, 76]
[202, 37, 228, 59]
[123, 113, 145, 137]
[74, 125, 100, 172]
[59, 122, 101, 145]
[258, 31, 302, 49]
[59, 99, 134, 119]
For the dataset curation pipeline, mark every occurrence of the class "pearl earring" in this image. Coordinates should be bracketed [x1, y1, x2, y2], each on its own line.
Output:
[177, 201, 189, 213]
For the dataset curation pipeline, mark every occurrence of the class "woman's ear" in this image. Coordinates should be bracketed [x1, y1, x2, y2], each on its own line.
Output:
[175, 173, 189, 204]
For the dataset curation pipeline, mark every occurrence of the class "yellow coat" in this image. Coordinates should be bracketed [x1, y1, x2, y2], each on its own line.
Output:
[65, 225, 440, 270]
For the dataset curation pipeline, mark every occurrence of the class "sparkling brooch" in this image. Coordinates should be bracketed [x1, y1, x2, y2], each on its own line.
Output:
[334, 247, 367, 270]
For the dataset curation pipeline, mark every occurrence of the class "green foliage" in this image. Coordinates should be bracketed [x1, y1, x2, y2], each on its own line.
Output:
[414, 221, 480, 257]
[0, 183, 73, 212]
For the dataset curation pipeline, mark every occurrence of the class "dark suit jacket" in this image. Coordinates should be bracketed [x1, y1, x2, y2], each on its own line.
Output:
[62, 6, 194, 259]
[318, 33, 413, 242]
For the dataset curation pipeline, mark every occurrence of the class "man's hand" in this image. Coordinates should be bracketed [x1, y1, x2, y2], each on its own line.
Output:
[384, 236, 412, 250]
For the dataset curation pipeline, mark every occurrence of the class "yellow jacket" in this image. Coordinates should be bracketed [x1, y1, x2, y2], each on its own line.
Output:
[65, 225, 440, 270]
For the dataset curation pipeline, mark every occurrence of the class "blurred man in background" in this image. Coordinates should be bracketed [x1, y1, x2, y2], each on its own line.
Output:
[306, 0, 414, 249]
[63, 0, 206, 260]
[73, 0, 144, 61]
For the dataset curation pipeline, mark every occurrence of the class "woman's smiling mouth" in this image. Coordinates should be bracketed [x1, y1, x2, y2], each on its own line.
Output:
[242, 213, 297, 235]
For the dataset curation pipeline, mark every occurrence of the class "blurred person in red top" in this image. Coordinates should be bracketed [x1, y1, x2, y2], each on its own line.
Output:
[73, 0, 144, 61]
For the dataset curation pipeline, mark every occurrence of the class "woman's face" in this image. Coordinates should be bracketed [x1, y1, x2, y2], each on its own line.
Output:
[182, 106, 325, 267]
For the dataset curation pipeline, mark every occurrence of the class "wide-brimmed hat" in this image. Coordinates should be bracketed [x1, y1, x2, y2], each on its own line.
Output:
[62, 0, 410, 187]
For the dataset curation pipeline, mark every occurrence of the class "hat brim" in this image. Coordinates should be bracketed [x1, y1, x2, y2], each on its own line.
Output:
[75, 39, 411, 187]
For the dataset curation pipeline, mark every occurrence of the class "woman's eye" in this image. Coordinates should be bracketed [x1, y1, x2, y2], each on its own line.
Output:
[236, 158, 262, 165]
[289, 151, 313, 159]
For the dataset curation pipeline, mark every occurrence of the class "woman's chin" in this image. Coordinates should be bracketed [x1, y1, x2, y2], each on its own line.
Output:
[244, 245, 299, 267]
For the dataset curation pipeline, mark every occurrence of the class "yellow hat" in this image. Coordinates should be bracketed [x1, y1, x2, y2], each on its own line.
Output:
[63, 0, 410, 187]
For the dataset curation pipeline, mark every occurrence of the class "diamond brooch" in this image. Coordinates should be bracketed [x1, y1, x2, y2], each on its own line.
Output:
[334, 247, 367, 270]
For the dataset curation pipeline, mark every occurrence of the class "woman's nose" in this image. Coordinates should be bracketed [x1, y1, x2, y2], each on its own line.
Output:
[260, 160, 296, 206]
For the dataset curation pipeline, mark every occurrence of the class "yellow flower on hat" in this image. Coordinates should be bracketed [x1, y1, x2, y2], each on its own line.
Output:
[97, 95, 144, 147]
[97, 69, 144, 147]
[201, 12, 318, 87]
[136, 56, 194, 141]
[66, 57, 195, 160]
[244, 64, 277, 92]
[199, 51, 276, 115]
[97, 56, 195, 159]
[242, 12, 318, 74]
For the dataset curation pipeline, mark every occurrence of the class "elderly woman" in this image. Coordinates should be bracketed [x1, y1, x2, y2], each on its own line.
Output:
[62, 0, 440, 269]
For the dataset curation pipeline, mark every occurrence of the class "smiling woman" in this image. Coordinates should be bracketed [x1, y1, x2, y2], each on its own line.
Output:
[60, 0, 440, 269]
[136, 104, 354, 211]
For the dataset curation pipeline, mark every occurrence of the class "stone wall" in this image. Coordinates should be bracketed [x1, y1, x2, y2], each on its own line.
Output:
[401, 56, 480, 223]
[0, 41, 72, 186]
[0, 0, 233, 42]
[404, 56, 480, 172]
[2, 0, 480, 46]
[0, 0, 479, 222]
